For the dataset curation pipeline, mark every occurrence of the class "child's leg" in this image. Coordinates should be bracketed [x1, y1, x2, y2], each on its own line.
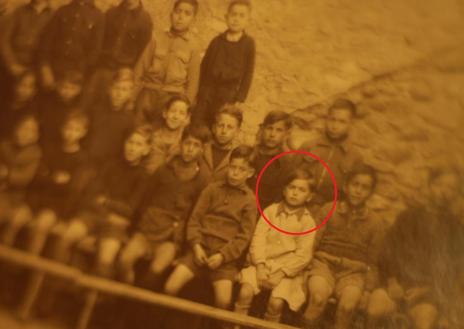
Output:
[164, 264, 195, 296]
[1, 204, 33, 246]
[139, 241, 177, 290]
[96, 237, 122, 278]
[27, 209, 58, 254]
[264, 297, 286, 323]
[365, 288, 397, 329]
[303, 276, 334, 323]
[234, 283, 255, 315]
[212, 280, 233, 310]
[51, 219, 89, 263]
[334, 285, 363, 329]
[118, 234, 149, 284]
[408, 303, 438, 329]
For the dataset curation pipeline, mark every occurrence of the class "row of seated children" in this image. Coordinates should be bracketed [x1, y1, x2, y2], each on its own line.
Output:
[1, 84, 462, 329]
[0, 0, 255, 129]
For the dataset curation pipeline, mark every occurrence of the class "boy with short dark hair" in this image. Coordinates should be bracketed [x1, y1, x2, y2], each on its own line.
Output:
[51, 125, 151, 276]
[251, 110, 293, 209]
[119, 124, 211, 286]
[144, 94, 191, 174]
[234, 168, 316, 326]
[195, 0, 255, 125]
[164, 145, 257, 311]
[200, 104, 242, 182]
[87, 68, 136, 167]
[134, 0, 200, 125]
[38, 0, 104, 89]
[302, 164, 384, 329]
[0, 115, 41, 246]
[300, 98, 363, 208]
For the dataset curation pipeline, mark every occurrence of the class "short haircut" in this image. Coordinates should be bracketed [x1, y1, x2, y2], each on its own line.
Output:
[215, 104, 243, 127]
[64, 110, 89, 128]
[129, 124, 153, 144]
[228, 0, 252, 12]
[112, 67, 134, 84]
[174, 0, 199, 14]
[181, 124, 211, 144]
[230, 144, 254, 165]
[345, 164, 378, 191]
[328, 98, 357, 117]
[284, 166, 316, 191]
[165, 94, 191, 113]
[261, 110, 292, 130]
[58, 70, 84, 85]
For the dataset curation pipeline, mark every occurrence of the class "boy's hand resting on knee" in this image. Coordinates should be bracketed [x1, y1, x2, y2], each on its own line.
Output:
[262, 270, 285, 290]
[207, 253, 224, 270]
[256, 264, 269, 288]
[193, 244, 208, 266]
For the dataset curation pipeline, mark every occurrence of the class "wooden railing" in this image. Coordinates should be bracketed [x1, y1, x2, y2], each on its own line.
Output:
[0, 245, 300, 329]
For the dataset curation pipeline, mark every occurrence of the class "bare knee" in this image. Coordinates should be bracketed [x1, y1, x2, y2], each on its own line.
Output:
[267, 297, 285, 315]
[237, 284, 254, 305]
[367, 289, 395, 319]
[35, 210, 57, 233]
[62, 221, 87, 244]
[409, 304, 438, 329]
[9, 205, 32, 228]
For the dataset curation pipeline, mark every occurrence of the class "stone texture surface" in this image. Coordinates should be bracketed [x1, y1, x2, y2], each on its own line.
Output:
[3, 0, 464, 219]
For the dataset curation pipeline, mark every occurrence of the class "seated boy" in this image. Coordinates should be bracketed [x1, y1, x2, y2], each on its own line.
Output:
[164, 145, 257, 311]
[250, 110, 293, 210]
[0, 115, 41, 246]
[86, 68, 136, 167]
[195, 0, 255, 125]
[200, 104, 242, 182]
[27, 110, 91, 255]
[366, 167, 463, 329]
[145, 94, 191, 174]
[134, 0, 200, 125]
[299, 99, 363, 209]
[118, 124, 211, 286]
[234, 167, 316, 326]
[51, 125, 151, 278]
[302, 164, 384, 329]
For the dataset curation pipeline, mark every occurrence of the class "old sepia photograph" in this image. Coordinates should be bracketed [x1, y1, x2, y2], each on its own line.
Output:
[0, 0, 463, 328]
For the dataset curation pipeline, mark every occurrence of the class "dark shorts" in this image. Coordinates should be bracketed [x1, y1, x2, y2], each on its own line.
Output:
[78, 209, 129, 241]
[178, 250, 239, 282]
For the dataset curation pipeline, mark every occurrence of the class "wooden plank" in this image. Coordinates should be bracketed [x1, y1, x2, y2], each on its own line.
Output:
[0, 246, 300, 329]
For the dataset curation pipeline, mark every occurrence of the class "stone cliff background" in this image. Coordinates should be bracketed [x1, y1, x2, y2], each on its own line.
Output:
[2, 0, 464, 221]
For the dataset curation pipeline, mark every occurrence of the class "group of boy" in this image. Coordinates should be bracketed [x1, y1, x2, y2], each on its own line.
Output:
[0, 1, 462, 329]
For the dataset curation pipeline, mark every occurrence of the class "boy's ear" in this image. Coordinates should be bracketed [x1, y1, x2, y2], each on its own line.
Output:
[247, 167, 255, 179]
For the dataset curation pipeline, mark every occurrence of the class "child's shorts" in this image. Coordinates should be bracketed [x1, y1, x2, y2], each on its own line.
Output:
[240, 265, 306, 312]
[130, 232, 180, 259]
[306, 251, 366, 297]
[77, 210, 129, 241]
[178, 250, 239, 282]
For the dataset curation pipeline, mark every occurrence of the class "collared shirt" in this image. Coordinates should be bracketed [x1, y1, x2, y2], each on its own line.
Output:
[300, 134, 363, 205]
[38, 0, 104, 74]
[99, 2, 152, 69]
[250, 202, 316, 277]
[187, 180, 257, 263]
[134, 28, 201, 103]
[1, 2, 53, 68]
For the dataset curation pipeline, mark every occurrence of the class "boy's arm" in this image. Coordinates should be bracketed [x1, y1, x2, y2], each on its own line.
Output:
[249, 209, 272, 265]
[219, 197, 258, 263]
[133, 12, 153, 64]
[186, 43, 201, 105]
[235, 37, 256, 103]
[0, 8, 22, 74]
[365, 218, 387, 291]
[134, 37, 156, 91]
[187, 184, 214, 247]
[198, 37, 218, 94]
[37, 9, 60, 71]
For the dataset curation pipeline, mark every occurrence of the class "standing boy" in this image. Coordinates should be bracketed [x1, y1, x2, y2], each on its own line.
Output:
[234, 168, 316, 327]
[195, 0, 255, 125]
[200, 104, 242, 182]
[302, 164, 384, 329]
[134, 0, 200, 125]
[164, 145, 257, 312]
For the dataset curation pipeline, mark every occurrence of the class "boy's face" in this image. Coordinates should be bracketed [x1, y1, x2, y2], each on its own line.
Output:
[163, 101, 190, 130]
[171, 2, 196, 33]
[57, 81, 82, 103]
[429, 173, 459, 208]
[110, 80, 134, 109]
[261, 120, 288, 149]
[124, 132, 150, 164]
[326, 108, 353, 140]
[15, 73, 36, 102]
[180, 136, 203, 163]
[15, 118, 39, 147]
[226, 4, 250, 33]
[227, 157, 254, 187]
[345, 174, 374, 208]
[62, 119, 87, 145]
[213, 113, 240, 146]
[283, 178, 313, 208]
